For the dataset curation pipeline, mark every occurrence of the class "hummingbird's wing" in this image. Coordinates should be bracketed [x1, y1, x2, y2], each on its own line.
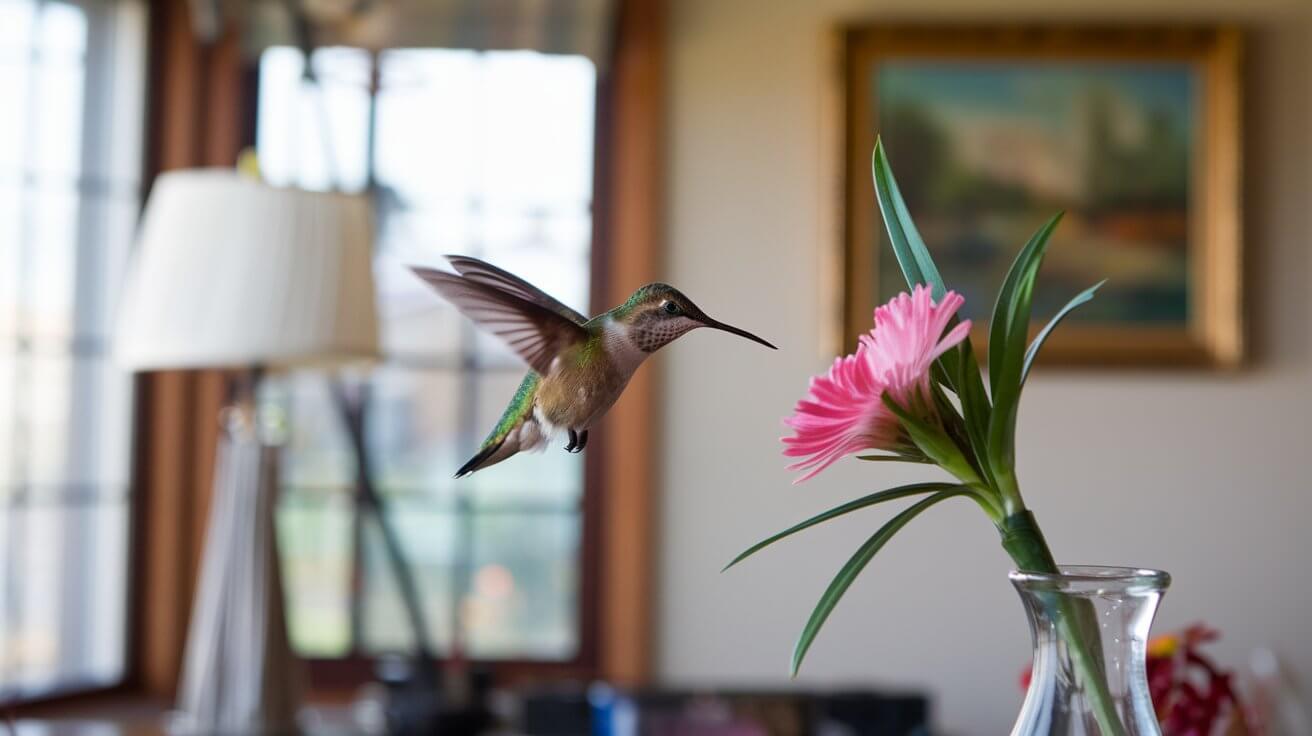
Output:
[411, 267, 589, 376]
[444, 255, 589, 325]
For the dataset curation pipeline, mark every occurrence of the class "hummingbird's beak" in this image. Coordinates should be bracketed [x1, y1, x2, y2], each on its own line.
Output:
[703, 318, 777, 349]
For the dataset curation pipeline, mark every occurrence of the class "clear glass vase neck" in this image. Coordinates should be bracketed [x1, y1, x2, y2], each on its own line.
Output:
[1010, 566, 1171, 736]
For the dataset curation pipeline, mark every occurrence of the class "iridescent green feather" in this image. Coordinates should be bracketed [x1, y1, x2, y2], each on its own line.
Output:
[607, 283, 675, 321]
[482, 372, 541, 448]
[574, 330, 607, 365]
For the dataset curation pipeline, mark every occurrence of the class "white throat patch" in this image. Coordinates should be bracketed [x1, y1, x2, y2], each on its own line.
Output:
[601, 317, 649, 373]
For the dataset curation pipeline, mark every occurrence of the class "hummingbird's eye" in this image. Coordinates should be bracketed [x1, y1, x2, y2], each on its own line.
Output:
[663, 301, 681, 316]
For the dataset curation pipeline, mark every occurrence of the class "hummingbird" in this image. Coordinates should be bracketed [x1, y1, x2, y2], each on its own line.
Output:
[411, 255, 776, 477]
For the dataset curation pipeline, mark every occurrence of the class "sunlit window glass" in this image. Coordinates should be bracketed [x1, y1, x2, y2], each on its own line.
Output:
[0, 0, 144, 700]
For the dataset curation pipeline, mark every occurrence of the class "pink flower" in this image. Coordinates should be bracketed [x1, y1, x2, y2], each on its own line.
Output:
[782, 285, 971, 482]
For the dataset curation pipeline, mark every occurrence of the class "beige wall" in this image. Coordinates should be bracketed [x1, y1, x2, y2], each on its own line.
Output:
[657, 0, 1312, 731]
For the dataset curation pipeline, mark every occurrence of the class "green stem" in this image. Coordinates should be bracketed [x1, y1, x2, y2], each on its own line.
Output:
[1001, 511, 1125, 736]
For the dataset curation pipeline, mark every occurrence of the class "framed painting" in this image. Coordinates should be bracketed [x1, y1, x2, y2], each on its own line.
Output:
[843, 26, 1243, 366]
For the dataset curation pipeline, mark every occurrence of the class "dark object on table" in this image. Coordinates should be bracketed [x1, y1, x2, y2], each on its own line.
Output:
[517, 686, 929, 736]
[818, 691, 929, 736]
[518, 687, 594, 736]
[375, 656, 494, 736]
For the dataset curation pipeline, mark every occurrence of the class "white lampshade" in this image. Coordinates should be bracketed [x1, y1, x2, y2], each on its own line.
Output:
[115, 169, 379, 370]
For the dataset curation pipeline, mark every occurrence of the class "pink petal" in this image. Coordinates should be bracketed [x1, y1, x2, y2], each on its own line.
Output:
[780, 285, 972, 482]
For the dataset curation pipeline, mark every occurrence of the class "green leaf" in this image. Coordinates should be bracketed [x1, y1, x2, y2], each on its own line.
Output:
[988, 212, 1065, 395]
[871, 138, 945, 299]
[791, 489, 969, 676]
[871, 139, 975, 398]
[722, 482, 962, 572]
[986, 213, 1064, 476]
[881, 394, 979, 484]
[1022, 280, 1105, 384]
[953, 336, 994, 485]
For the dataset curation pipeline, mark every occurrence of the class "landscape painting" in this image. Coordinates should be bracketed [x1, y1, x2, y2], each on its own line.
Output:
[843, 27, 1243, 366]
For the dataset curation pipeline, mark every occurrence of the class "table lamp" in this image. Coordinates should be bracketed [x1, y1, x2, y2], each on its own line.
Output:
[115, 169, 379, 734]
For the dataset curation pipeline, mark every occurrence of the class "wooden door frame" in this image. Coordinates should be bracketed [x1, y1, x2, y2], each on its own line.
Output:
[590, 0, 665, 686]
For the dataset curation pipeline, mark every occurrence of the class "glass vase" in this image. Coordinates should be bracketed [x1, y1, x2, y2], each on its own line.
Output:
[1011, 566, 1171, 736]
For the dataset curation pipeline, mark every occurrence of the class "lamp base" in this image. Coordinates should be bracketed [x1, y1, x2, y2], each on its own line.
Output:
[173, 406, 302, 735]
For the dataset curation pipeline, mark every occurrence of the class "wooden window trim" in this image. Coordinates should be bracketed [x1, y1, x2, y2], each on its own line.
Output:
[128, 0, 255, 701]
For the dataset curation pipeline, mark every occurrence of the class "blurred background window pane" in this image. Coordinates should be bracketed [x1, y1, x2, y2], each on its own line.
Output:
[258, 46, 596, 661]
[0, 0, 144, 700]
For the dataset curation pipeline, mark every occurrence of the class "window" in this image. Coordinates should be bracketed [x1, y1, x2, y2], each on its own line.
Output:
[0, 0, 145, 700]
[256, 47, 596, 663]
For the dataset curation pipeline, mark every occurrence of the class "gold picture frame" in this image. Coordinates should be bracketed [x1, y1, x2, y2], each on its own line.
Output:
[843, 25, 1243, 367]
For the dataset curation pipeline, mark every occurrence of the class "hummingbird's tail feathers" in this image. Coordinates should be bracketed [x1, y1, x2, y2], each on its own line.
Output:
[455, 439, 506, 478]
[453, 414, 550, 478]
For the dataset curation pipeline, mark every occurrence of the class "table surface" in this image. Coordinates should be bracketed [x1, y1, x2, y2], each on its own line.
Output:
[8, 702, 362, 736]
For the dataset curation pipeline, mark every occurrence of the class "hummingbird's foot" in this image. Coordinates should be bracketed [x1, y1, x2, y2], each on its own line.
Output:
[564, 429, 578, 453]
[574, 430, 589, 452]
